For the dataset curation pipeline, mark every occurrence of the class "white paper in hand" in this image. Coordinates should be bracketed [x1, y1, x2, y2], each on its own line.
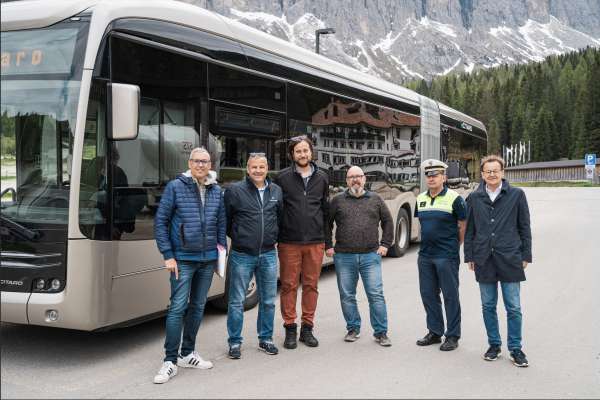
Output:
[216, 245, 226, 278]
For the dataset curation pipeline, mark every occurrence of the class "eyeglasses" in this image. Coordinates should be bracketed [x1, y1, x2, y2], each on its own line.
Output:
[289, 135, 308, 142]
[346, 175, 365, 180]
[190, 159, 210, 166]
[248, 152, 266, 158]
[483, 170, 502, 175]
[425, 171, 443, 177]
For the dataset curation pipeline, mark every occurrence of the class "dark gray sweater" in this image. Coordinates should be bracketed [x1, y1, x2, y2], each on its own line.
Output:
[326, 190, 394, 253]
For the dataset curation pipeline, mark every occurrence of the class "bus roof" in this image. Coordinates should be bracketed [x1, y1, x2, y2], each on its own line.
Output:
[1, 0, 486, 133]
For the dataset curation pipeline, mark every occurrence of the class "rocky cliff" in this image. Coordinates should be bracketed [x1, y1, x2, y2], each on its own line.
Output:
[182, 0, 600, 81]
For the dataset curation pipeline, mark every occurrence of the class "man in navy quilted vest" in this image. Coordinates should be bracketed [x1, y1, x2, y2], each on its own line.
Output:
[153, 147, 226, 384]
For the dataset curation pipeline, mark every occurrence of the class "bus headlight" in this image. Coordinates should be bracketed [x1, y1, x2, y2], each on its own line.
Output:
[35, 279, 46, 290]
[50, 279, 61, 291]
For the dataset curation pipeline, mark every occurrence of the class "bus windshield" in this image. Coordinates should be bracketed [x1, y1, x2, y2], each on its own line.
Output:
[1, 20, 88, 226]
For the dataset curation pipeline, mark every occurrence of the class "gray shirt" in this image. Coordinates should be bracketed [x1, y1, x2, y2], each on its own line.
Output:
[326, 190, 394, 253]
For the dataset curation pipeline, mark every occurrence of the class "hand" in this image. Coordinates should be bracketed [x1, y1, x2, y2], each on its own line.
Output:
[165, 258, 178, 280]
[325, 248, 335, 257]
[217, 243, 226, 252]
[522, 261, 528, 269]
[468, 262, 475, 271]
[376, 246, 388, 256]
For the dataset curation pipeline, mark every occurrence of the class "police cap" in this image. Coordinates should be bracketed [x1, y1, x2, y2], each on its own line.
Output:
[421, 159, 448, 176]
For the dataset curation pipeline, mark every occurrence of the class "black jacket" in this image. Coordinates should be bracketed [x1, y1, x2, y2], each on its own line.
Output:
[224, 177, 283, 256]
[274, 162, 329, 244]
[464, 179, 532, 283]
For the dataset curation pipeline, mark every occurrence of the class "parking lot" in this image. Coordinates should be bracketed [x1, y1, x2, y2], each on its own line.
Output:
[1, 187, 599, 398]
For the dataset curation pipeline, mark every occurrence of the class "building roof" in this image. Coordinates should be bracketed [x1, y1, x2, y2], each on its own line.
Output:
[506, 159, 600, 170]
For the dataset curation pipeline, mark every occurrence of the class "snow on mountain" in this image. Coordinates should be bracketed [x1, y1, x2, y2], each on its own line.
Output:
[180, 0, 600, 82]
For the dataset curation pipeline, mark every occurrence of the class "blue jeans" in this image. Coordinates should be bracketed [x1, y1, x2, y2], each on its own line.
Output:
[164, 261, 215, 363]
[479, 282, 523, 351]
[227, 249, 278, 345]
[417, 256, 461, 338]
[334, 252, 388, 336]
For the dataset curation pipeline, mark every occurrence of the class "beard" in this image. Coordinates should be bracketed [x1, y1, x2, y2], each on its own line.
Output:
[349, 186, 364, 196]
[295, 158, 310, 167]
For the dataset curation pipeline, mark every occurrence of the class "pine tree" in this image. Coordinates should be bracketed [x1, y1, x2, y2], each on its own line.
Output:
[487, 118, 500, 155]
[404, 47, 599, 162]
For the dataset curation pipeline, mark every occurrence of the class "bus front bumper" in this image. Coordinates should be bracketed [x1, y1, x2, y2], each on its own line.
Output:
[1, 292, 30, 324]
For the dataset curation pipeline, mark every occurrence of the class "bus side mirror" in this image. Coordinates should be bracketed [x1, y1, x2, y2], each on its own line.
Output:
[108, 83, 140, 140]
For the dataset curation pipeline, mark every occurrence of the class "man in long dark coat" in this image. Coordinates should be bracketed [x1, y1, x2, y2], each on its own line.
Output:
[465, 155, 532, 368]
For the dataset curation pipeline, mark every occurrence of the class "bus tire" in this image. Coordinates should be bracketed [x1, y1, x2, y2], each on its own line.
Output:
[211, 275, 259, 311]
[388, 207, 410, 257]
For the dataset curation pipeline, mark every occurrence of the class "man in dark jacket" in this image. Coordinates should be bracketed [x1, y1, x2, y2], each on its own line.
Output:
[465, 155, 532, 368]
[153, 147, 226, 384]
[325, 166, 394, 346]
[274, 136, 329, 349]
[224, 153, 283, 359]
[415, 159, 467, 352]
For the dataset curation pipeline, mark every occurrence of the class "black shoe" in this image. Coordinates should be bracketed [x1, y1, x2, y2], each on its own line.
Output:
[258, 341, 279, 355]
[483, 345, 502, 361]
[416, 332, 442, 346]
[440, 336, 459, 351]
[228, 344, 241, 359]
[299, 324, 319, 347]
[510, 349, 529, 367]
[283, 323, 297, 349]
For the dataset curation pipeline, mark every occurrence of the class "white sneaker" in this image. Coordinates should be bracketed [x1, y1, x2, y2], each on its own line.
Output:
[178, 351, 214, 369]
[153, 361, 177, 384]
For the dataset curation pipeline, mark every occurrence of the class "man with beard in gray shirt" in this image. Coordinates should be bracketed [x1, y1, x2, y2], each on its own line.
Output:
[325, 166, 394, 346]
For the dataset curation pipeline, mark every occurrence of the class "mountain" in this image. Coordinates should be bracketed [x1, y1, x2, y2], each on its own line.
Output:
[180, 0, 600, 81]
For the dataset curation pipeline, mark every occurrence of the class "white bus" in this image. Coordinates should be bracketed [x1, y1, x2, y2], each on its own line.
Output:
[0, 0, 487, 331]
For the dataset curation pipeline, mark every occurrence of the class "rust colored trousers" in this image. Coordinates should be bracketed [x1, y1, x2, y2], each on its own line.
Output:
[278, 243, 325, 327]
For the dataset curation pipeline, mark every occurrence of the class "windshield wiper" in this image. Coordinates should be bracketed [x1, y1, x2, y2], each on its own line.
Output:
[0, 214, 40, 241]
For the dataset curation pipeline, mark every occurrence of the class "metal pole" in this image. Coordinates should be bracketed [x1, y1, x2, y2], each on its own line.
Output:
[316, 33, 320, 54]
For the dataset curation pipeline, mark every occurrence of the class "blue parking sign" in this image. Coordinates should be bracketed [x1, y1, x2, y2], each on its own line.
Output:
[585, 154, 596, 166]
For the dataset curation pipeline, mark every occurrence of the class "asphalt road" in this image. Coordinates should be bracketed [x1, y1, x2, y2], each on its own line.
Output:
[2, 187, 599, 399]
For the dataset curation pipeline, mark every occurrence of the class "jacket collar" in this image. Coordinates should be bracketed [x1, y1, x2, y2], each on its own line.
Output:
[292, 161, 316, 176]
[474, 179, 510, 197]
[427, 186, 448, 198]
[179, 170, 218, 187]
[244, 176, 271, 190]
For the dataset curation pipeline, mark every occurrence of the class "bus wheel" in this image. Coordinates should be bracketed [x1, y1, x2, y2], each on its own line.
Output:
[211, 275, 259, 311]
[388, 208, 410, 257]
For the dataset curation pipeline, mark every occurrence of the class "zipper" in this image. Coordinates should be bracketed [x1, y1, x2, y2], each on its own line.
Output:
[255, 186, 265, 255]
[180, 223, 186, 247]
[193, 183, 206, 253]
[296, 170, 309, 242]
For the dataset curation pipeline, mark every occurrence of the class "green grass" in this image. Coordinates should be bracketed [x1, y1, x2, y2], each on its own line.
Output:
[513, 181, 599, 187]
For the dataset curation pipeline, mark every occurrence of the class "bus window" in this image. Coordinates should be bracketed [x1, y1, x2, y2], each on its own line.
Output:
[79, 80, 110, 239]
[208, 64, 285, 112]
[111, 98, 160, 240]
[288, 83, 421, 193]
[162, 101, 200, 182]
[208, 102, 286, 185]
[447, 127, 487, 185]
[87, 36, 207, 240]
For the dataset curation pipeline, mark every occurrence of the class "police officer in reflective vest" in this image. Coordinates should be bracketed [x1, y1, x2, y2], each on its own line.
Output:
[414, 159, 467, 351]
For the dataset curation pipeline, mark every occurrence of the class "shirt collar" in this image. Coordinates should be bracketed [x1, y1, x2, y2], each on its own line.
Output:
[485, 184, 502, 196]
[293, 162, 314, 177]
[345, 189, 371, 198]
[427, 186, 448, 198]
